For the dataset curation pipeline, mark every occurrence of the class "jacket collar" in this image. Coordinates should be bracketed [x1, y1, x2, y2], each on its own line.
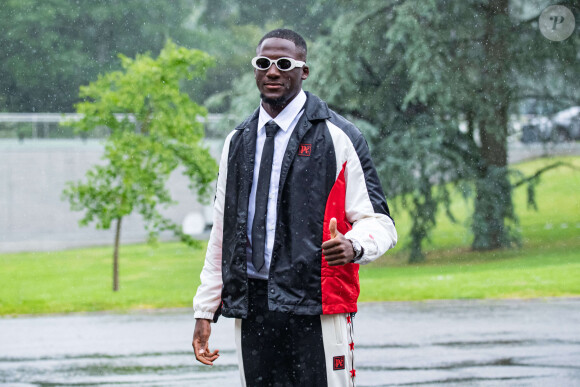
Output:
[234, 91, 331, 131]
[302, 91, 331, 122]
[234, 108, 259, 131]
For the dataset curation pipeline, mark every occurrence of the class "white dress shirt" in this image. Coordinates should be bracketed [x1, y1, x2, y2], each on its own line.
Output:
[246, 90, 307, 279]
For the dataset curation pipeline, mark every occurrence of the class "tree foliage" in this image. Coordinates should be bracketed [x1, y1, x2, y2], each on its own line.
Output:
[0, 0, 194, 112]
[185, 0, 345, 113]
[62, 41, 217, 290]
[308, 0, 579, 261]
[4, 0, 579, 265]
[0, 0, 343, 113]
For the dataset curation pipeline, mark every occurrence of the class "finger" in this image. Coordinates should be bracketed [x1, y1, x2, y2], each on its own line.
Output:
[324, 252, 343, 261]
[205, 349, 220, 361]
[321, 238, 340, 250]
[193, 340, 214, 365]
[329, 218, 337, 239]
[325, 254, 346, 264]
[195, 350, 215, 365]
[323, 243, 346, 256]
[196, 349, 216, 365]
[324, 254, 344, 265]
[326, 257, 349, 266]
[197, 356, 214, 365]
[201, 349, 220, 363]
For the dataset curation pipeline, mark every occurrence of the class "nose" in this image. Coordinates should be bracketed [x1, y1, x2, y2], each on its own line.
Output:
[265, 63, 281, 77]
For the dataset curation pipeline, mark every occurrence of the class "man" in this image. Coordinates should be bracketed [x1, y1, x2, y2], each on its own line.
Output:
[193, 29, 397, 386]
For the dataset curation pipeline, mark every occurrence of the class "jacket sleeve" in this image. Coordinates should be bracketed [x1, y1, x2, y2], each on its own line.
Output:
[193, 132, 234, 320]
[327, 120, 397, 264]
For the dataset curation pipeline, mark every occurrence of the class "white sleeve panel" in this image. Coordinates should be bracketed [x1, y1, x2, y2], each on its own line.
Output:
[193, 131, 235, 319]
[326, 120, 397, 265]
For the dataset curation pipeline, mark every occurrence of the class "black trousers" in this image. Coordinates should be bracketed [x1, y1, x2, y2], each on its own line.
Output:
[239, 279, 328, 387]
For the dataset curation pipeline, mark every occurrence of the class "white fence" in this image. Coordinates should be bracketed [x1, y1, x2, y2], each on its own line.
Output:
[0, 113, 227, 253]
[0, 112, 230, 140]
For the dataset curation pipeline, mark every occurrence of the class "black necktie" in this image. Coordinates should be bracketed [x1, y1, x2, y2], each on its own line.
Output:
[252, 121, 280, 272]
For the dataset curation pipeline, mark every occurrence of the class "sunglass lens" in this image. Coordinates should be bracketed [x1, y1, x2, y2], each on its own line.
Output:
[255, 58, 271, 69]
[277, 58, 292, 70]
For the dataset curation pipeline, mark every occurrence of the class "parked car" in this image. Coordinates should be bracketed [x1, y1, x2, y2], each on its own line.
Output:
[551, 106, 580, 141]
[520, 116, 553, 143]
[520, 106, 580, 143]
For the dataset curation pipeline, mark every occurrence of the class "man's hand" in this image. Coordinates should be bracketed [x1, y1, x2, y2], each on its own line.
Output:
[322, 217, 355, 266]
[192, 318, 220, 365]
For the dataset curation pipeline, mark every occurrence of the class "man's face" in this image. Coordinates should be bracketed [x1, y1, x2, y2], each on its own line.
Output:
[255, 38, 309, 109]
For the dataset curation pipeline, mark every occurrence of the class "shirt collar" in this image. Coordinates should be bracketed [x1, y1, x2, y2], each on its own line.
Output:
[258, 90, 307, 133]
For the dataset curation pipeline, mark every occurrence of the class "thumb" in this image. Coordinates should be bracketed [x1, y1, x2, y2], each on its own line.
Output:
[329, 218, 338, 239]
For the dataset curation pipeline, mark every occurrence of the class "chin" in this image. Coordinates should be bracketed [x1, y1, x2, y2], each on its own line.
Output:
[260, 93, 290, 107]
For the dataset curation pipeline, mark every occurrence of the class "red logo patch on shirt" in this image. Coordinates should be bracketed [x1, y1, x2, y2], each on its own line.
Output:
[333, 355, 345, 370]
[298, 143, 311, 157]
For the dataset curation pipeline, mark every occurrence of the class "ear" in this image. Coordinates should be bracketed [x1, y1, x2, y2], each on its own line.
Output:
[301, 65, 309, 80]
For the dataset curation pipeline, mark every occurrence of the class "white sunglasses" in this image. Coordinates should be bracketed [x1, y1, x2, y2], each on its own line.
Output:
[251, 56, 306, 71]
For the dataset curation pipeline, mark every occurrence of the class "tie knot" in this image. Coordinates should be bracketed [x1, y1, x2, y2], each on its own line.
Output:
[265, 121, 280, 138]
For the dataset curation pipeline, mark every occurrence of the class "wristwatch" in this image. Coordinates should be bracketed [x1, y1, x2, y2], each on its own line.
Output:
[349, 239, 364, 263]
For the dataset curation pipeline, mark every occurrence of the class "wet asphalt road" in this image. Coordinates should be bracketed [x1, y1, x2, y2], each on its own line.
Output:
[1, 299, 579, 386]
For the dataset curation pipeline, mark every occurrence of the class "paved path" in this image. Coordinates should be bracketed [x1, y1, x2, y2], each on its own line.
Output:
[1, 299, 579, 386]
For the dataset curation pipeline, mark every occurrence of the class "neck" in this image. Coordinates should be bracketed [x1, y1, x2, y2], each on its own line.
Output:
[262, 103, 284, 118]
[261, 91, 299, 118]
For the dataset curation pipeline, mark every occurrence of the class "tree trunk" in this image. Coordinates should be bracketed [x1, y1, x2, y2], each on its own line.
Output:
[113, 217, 122, 291]
[472, 0, 515, 251]
[408, 166, 436, 263]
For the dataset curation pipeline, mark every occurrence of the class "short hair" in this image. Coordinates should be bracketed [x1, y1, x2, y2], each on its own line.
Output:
[258, 29, 307, 59]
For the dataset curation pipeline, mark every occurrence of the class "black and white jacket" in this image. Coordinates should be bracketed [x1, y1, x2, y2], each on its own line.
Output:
[194, 92, 397, 320]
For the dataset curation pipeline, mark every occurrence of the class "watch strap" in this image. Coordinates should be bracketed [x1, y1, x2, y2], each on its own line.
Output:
[349, 238, 364, 262]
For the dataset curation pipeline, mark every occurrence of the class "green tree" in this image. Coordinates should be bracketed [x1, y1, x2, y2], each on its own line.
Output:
[0, 0, 342, 114]
[308, 0, 579, 261]
[185, 0, 344, 113]
[62, 41, 217, 291]
[0, 0, 194, 112]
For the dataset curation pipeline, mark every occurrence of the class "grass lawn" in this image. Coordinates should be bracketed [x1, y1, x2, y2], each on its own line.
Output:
[0, 242, 203, 315]
[360, 239, 580, 301]
[1, 156, 579, 315]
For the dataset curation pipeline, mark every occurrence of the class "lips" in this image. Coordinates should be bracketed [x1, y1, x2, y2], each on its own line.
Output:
[264, 82, 283, 90]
